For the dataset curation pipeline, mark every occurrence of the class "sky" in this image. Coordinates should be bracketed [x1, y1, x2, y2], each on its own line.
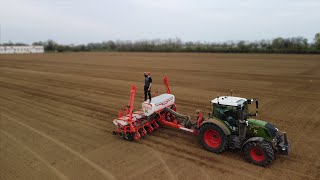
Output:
[0, 0, 319, 44]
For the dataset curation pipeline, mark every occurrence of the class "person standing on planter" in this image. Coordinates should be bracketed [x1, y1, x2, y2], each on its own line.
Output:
[144, 72, 152, 102]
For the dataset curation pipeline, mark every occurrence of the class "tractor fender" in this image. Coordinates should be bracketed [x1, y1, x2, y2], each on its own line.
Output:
[241, 137, 265, 150]
[201, 118, 231, 136]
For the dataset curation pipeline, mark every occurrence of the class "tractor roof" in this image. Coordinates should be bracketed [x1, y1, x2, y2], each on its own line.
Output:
[211, 96, 247, 107]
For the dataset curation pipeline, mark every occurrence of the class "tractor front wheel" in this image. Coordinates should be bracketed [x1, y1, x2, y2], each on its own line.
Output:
[199, 123, 228, 153]
[244, 140, 274, 166]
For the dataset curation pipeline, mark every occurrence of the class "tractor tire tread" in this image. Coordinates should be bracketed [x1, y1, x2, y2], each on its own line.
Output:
[244, 140, 274, 167]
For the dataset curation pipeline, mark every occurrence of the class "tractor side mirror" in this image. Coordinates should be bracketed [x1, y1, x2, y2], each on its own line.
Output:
[256, 100, 259, 109]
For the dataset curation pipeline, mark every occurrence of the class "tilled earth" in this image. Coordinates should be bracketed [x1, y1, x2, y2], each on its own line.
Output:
[0, 52, 319, 180]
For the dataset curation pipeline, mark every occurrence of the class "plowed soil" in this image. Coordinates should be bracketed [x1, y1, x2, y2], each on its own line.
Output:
[1, 52, 319, 180]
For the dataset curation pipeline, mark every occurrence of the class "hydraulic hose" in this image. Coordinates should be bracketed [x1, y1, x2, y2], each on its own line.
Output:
[164, 107, 194, 128]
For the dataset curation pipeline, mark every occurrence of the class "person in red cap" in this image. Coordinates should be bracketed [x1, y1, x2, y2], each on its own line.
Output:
[144, 72, 152, 102]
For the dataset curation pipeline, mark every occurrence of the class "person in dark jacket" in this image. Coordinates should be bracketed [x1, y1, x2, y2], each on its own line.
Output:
[144, 72, 152, 102]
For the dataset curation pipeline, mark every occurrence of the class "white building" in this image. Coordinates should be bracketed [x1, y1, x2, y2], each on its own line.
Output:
[0, 46, 44, 54]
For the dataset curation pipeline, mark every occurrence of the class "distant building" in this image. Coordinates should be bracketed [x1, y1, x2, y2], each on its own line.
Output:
[0, 46, 44, 54]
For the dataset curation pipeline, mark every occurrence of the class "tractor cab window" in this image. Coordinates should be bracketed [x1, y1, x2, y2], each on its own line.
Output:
[242, 102, 249, 119]
[213, 104, 239, 127]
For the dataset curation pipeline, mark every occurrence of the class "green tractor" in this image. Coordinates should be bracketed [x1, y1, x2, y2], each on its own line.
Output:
[199, 96, 290, 166]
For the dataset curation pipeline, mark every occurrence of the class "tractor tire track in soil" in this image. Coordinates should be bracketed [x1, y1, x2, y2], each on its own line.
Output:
[1, 114, 117, 180]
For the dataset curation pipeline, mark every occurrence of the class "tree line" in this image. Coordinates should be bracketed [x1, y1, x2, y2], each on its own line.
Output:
[2, 33, 320, 54]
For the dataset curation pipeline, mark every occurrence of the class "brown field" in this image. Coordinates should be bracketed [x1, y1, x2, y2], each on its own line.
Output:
[0, 52, 320, 180]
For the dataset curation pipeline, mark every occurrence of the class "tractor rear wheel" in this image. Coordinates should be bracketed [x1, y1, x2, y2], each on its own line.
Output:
[199, 123, 228, 153]
[243, 140, 274, 166]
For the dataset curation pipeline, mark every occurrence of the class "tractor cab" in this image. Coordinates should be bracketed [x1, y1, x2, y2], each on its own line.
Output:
[210, 96, 259, 130]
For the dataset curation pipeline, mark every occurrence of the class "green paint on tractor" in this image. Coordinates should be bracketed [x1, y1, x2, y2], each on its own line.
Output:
[247, 119, 273, 141]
